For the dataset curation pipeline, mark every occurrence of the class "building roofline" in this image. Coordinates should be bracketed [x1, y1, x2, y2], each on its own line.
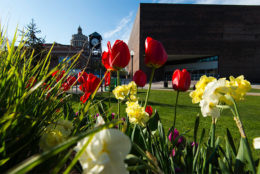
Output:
[140, 3, 260, 7]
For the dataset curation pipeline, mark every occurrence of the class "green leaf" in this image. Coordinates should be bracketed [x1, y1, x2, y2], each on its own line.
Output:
[192, 128, 205, 173]
[50, 149, 73, 174]
[218, 146, 233, 173]
[125, 154, 142, 164]
[0, 158, 10, 166]
[194, 115, 200, 143]
[226, 128, 237, 156]
[97, 101, 107, 117]
[131, 124, 137, 142]
[218, 158, 230, 174]
[147, 111, 160, 131]
[257, 160, 260, 174]
[127, 165, 147, 171]
[235, 137, 246, 173]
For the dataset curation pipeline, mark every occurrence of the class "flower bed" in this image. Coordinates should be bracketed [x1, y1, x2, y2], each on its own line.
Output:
[0, 29, 260, 174]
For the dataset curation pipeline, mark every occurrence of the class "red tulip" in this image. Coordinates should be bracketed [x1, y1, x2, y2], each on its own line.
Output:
[61, 76, 77, 91]
[79, 73, 101, 103]
[105, 71, 111, 87]
[145, 105, 153, 117]
[52, 70, 65, 82]
[78, 71, 88, 84]
[26, 76, 37, 89]
[133, 70, 147, 87]
[62, 83, 70, 91]
[145, 37, 168, 68]
[67, 76, 76, 86]
[103, 40, 130, 70]
[80, 92, 92, 104]
[172, 69, 191, 91]
[102, 51, 115, 71]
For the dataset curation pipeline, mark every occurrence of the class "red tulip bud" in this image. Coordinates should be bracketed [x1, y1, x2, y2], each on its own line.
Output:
[52, 70, 65, 82]
[145, 37, 168, 68]
[145, 105, 153, 117]
[133, 70, 147, 87]
[172, 69, 191, 92]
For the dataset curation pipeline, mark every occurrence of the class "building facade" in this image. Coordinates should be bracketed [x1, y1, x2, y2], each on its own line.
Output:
[45, 27, 103, 74]
[71, 26, 89, 49]
[128, 3, 260, 82]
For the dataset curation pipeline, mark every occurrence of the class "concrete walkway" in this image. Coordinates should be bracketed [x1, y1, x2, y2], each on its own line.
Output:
[68, 81, 260, 96]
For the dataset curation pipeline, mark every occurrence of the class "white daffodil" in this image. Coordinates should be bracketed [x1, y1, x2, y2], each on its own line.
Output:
[199, 78, 227, 118]
[95, 116, 105, 127]
[253, 137, 260, 149]
[75, 128, 131, 174]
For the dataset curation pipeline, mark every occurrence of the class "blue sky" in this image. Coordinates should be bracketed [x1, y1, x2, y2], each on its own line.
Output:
[1, 0, 260, 51]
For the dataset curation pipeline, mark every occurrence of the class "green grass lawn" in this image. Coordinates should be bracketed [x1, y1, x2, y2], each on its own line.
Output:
[69, 89, 260, 156]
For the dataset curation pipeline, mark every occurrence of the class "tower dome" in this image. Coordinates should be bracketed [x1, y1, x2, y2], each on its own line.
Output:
[78, 26, 82, 35]
[71, 26, 88, 48]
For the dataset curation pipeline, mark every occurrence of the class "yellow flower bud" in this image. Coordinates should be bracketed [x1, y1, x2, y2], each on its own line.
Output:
[128, 81, 137, 95]
[39, 119, 73, 151]
[126, 101, 149, 127]
[113, 85, 130, 100]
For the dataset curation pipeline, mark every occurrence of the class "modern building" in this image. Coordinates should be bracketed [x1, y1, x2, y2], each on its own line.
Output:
[128, 3, 260, 82]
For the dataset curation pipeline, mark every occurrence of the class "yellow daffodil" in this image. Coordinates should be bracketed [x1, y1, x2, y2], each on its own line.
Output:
[39, 119, 73, 151]
[226, 75, 251, 101]
[126, 101, 149, 127]
[112, 85, 130, 100]
[190, 75, 216, 103]
[128, 81, 137, 95]
[130, 94, 138, 102]
[191, 75, 251, 119]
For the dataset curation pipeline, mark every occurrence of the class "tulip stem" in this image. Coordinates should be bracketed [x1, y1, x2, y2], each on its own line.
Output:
[144, 68, 155, 109]
[173, 90, 179, 128]
[117, 70, 120, 119]
[109, 85, 111, 108]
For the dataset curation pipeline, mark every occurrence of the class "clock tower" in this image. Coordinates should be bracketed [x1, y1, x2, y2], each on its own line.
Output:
[89, 32, 102, 57]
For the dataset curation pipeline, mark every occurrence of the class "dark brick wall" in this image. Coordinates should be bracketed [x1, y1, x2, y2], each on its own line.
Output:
[130, 3, 260, 82]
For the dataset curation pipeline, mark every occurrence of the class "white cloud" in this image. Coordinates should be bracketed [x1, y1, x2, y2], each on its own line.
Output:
[102, 11, 134, 51]
[195, 0, 260, 5]
[103, 11, 133, 39]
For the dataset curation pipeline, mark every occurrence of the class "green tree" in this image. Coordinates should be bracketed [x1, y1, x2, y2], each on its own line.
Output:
[20, 19, 45, 64]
